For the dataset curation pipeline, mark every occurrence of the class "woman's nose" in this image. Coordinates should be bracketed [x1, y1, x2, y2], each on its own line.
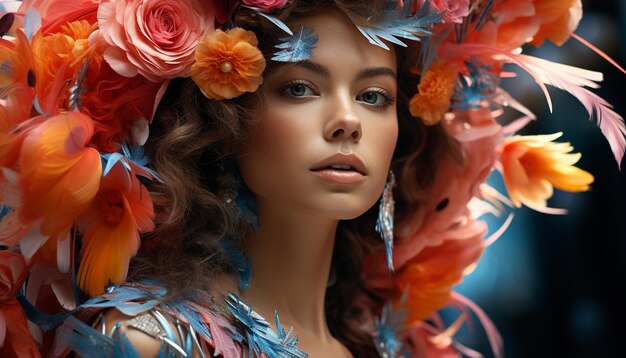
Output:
[323, 93, 362, 142]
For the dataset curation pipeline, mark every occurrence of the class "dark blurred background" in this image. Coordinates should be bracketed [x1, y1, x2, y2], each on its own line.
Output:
[450, 1, 626, 357]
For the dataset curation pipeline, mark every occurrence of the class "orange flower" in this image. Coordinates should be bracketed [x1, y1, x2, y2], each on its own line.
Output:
[0, 30, 36, 125]
[499, 133, 594, 212]
[531, 0, 582, 47]
[31, 19, 105, 113]
[18, 112, 102, 237]
[409, 60, 458, 125]
[492, 0, 582, 48]
[0, 251, 38, 357]
[78, 161, 155, 296]
[81, 62, 167, 151]
[191, 28, 266, 100]
[393, 226, 484, 323]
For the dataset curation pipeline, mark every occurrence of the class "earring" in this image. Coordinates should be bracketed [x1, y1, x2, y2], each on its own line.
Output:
[376, 171, 396, 273]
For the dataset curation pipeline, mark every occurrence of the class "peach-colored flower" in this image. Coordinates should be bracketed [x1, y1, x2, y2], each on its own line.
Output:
[409, 60, 459, 125]
[499, 132, 594, 212]
[97, 0, 215, 81]
[191, 28, 266, 100]
[242, 0, 288, 11]
[78, 161, 154, 296]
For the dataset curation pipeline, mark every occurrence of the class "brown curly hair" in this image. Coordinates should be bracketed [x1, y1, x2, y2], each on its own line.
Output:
[131, 1, 461, 355]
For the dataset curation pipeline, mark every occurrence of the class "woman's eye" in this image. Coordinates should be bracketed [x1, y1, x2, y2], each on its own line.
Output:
[358, 90, 394, 107]
[283, 81, 316, 97]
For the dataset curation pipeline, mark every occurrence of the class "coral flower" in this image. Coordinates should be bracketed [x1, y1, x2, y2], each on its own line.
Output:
[409, 60, 459, 125]
[499, 133, 594, 212]
[191, 28, 266, 100]
[78, 161, 155, 296]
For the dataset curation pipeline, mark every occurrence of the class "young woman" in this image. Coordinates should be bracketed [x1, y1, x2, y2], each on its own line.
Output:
[0, 0, 619, 357]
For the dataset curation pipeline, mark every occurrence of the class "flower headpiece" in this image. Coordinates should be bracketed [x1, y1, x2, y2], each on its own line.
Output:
[0, 0, 624, 356]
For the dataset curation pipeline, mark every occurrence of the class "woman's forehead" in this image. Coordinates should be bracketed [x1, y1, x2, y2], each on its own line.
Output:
[288, 11, 397, 72]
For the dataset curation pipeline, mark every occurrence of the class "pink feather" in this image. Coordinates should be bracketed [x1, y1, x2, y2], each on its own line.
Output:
[570, 33, 626, 76]
[517, 54, 626, 168]
[450, 291, 503, 358]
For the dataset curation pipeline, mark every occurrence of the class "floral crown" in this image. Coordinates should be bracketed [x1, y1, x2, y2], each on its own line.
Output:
[0, 0, 624, 356]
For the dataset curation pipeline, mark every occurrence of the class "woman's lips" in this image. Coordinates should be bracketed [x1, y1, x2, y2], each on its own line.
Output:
[310, 168, 366, 184]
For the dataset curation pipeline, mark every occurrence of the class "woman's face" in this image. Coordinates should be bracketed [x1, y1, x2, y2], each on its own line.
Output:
[237, 11, 398, 220]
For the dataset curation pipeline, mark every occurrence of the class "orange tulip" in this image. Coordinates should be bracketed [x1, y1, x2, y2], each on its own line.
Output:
[78, 161, 154, 296]
[499, 133, 594, 212]
[191, 28, 266, 100]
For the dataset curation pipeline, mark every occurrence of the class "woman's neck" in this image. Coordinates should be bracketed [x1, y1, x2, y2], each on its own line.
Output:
[240, 202, 339, 341]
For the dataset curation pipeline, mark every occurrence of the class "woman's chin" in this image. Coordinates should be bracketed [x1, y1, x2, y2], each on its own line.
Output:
[299, 195, 378, 221]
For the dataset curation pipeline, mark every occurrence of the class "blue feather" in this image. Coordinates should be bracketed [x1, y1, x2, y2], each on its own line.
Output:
[101, 152, 130, 177]
[53, 316, 142, 358]
[24, 7, 41, 42]
[101, 144, 160, 181]
[122, 143, 162, 181]
[271, 26, 319, 63]
[374, 291, 409, 358]
[451, 58, 499, 110]
[111, 326, 143, 358]
[122, 144, 149, 167]
[17, 293, 73, 331]
[220, 239, 252, 291]
[356, 0, 444, 51]
[225, 294, 306, 358]
[241, 5, 293, 35]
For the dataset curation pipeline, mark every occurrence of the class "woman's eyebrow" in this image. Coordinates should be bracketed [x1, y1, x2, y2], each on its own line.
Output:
[294, 61, 396, 81]
[355, 67, 397, 81]
[296, 60, 330, 77]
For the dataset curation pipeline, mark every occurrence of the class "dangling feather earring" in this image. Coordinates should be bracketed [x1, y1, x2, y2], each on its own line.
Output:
[376, 171, 396, 273]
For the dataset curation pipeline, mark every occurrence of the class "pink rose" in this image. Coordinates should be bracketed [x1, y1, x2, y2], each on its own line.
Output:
[97, 0, 215, 81]
[241, 0, 288, 11]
